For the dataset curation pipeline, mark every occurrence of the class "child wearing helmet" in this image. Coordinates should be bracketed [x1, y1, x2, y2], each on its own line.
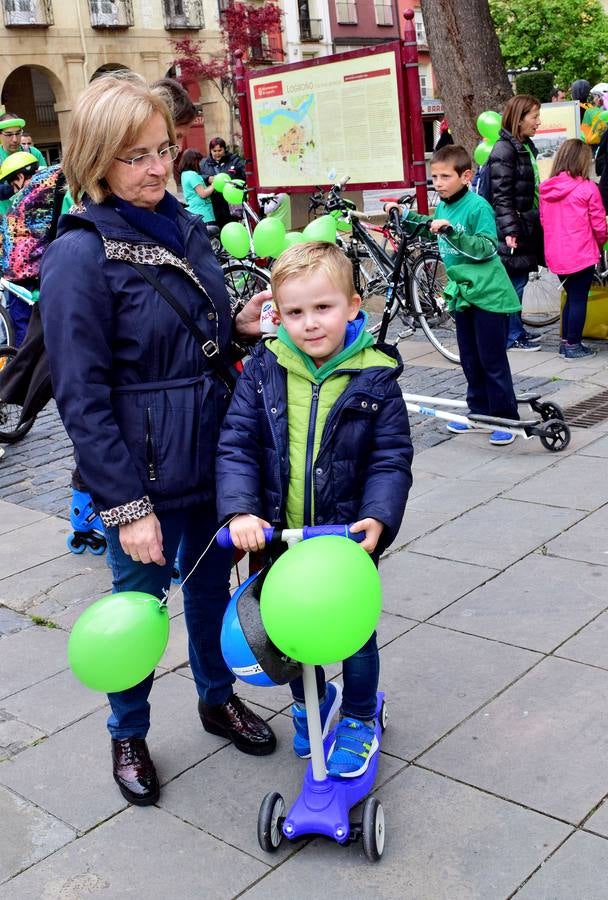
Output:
[0, 150, 39, 194]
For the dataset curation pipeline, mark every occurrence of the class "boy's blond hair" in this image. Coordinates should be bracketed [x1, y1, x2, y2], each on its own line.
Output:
[62, 72, 176, 204]
[271, 241, 356, 304]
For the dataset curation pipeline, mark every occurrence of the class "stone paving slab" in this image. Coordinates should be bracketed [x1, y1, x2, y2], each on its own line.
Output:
[583, 796, 608, 837]
[0, 785, 75, 886]
[410, 497, 585, 570]
[505, 453, 608, 511]
[0, 517, 71, 580]
[377, 624, 540, 760]
[1, 805, 268, 900]
[432, 554, 607, 653]
[579, 433, 608, 457]
[546, 503, 608, 567]
[0, 500, 47, 534]
[0, 553, 109, 616]
[421, 656, 608, 823]
[240, 765, 570, 900]
[515, 830, 608, 900]
[0, 606, 32, 636]
[1, 668, 107, 736]
[556, 609, 608, 669]
[380, 550, 497, 621]
[0, 715, 46, 761]
[0, 626, 69, 701]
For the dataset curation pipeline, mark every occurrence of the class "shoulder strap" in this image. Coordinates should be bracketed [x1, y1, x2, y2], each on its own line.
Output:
[130, 262, 236, 389]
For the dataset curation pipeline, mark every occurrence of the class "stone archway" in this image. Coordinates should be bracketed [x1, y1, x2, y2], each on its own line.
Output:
[90, 62, 130, 82]
[1, 65, 66, 163]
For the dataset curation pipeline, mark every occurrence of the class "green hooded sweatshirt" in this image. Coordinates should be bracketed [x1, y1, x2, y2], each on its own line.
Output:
[269, 314, 397, 526]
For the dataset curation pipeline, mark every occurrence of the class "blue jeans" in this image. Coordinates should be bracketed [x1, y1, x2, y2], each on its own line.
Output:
[6, 292, 32, 348]
[507, 272, 529, 346]
[104, 503, 235, 739]
[559, 265, 595, 345]
[289, 632, 380, 721]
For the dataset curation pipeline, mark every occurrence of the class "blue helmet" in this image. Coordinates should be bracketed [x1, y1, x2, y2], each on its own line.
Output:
[221, 571, 301, 687]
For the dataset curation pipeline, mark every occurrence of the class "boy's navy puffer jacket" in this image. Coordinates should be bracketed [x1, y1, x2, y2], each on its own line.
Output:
[216, 340, 414, 556]
[40, 197, 235, 518]
[488, 128, 541, 274]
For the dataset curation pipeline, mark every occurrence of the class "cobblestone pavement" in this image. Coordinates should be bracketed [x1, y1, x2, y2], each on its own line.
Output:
[0, 337, 559, 520]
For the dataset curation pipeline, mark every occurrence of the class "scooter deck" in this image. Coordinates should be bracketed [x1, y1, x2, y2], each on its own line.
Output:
[282, 691, 385, 844]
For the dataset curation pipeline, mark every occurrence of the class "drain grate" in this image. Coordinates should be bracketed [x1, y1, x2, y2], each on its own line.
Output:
[562, 389, 608, 427]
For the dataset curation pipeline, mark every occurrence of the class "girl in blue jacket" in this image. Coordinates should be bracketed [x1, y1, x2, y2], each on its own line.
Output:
[216, 242, 413, 778]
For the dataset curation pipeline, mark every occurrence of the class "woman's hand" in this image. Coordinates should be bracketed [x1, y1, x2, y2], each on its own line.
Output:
[234, 289, 273, 340]
[119, 513, 166, 566]
[349, 518, 385, 554]
[229, 514, 271, 552]
[505, 235, 518, 250]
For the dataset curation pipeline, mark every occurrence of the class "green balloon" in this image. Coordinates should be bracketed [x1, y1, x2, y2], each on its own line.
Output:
[253, 217, 286, 258]
[477, 110, 502, 141]
[283, 231, 306, 248]
[302, 214, 338, 244]
[473, 141, 493, 166]
[224, 182, 245, 205]
[260, 536, 382, 665]
[68, 592, 169, 693]
[221, 221, 250, 259]
[213, 172, 231, 194]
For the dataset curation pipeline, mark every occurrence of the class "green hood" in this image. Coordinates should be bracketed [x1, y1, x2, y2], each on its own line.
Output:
[275, 310, 375, 382]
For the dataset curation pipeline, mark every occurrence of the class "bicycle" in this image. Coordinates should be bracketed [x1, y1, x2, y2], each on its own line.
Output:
[0, 344, 37, 443]
[310, 178, 458, 364]
[520, 267, 563, 328]
[0, 282, 15, 347]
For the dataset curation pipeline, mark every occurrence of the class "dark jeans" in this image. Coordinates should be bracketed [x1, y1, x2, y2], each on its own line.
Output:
[455, 306, 518, 421]
[289, 631, 380, 721]
[6, 292, 32, 348]
[104, 503, 235, 739]
[559, 265, 595, 345]
[507, 272, 529, 346]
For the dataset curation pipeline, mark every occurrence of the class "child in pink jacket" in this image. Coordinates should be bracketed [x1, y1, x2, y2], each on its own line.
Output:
[540, 138, 607, 360]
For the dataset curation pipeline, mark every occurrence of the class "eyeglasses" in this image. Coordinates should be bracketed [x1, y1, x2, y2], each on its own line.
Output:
[2, 129, 23, 138]
[114, 145, 179, 169]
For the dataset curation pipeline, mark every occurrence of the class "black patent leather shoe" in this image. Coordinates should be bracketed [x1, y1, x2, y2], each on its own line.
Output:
[111, 737, 160, 806]
[198, 695, 277, 756]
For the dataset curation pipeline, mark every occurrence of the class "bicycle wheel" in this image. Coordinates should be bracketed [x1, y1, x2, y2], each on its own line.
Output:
[521, 268, 562, 327]
[410, 252, 460, 364]
[222, 261, 271, 305]
[0, 304, 14, 348]
[0, 346, 37, 443]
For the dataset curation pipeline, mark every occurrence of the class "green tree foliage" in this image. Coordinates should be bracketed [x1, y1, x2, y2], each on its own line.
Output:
[489, 0, 608, 89]
[515, 71, 554, 101]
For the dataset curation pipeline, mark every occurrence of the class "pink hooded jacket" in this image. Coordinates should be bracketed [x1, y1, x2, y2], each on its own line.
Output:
[539, 172, 607, 274]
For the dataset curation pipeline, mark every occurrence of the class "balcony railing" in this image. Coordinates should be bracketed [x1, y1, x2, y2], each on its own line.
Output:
[89, 0, 133, 29]
[3, 0, 53, 27]
[163, 0, 204, 30]
[249, 35, 283, 64]
[335, 1, 357, 25]
[299, 17, 322, 42]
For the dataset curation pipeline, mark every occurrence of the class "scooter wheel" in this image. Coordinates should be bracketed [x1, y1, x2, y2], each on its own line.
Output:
[361, 796, 385, 862]
[539, 419, 571, 452]
[537, 401, 565, 422]
[66, 534, 86, 555]
[257, 791, 285, 852]
[88, 541, 107, 557]
[379, 700, 388, 732]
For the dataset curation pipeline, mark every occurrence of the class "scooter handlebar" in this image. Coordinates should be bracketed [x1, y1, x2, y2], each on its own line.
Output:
[216, 523, 365, 548]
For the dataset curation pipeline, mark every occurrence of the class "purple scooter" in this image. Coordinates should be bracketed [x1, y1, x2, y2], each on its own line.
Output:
[217, 524, 387, 862]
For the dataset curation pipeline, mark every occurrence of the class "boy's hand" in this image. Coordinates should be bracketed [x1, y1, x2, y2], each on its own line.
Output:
[430, 218, 451, 234]
[383, 202, 401, 215]
[349, 518, 385, 554]
[229, 514, 271, 552]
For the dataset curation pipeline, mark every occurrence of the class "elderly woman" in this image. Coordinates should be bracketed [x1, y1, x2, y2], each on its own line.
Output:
[40, 75, 276, 807]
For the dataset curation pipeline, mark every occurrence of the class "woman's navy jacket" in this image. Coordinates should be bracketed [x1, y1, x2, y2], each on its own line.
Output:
[40, 197, 235, 517]
[216, 340, 414, 556]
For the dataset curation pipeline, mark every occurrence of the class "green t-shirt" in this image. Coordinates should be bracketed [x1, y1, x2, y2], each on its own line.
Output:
[0, 144, 46, 169]
[181, 170, 214, 222]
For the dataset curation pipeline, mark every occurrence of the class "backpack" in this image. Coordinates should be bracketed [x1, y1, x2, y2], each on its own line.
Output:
[472, 163, 492, 202]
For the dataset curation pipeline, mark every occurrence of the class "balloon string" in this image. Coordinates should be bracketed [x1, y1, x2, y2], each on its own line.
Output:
[164, 515, 238, 606]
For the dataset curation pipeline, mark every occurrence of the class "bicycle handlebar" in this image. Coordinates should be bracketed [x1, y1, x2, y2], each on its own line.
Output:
[216, 523, 366, 549]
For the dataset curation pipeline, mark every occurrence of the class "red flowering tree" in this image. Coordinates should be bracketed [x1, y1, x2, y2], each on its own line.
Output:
[169, 2, 283, 147]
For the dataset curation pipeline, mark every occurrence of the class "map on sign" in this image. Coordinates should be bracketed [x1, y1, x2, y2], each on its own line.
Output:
[248, 49, 406, 189]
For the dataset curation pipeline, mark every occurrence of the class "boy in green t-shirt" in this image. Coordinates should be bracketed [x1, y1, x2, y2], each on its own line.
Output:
[386, 144, 521, 445]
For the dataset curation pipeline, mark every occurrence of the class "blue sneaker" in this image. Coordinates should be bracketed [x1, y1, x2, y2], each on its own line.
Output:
[326, 717, 379, 778]
[292, 681, 342, 759]
[446, 421, 472, 434]
[489, 430, 515, 446]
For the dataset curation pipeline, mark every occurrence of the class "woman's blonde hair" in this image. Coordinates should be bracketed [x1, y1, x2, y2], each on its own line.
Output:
[271, 241, 356, 304]
[62, 72, 176, 204]
[502, 94, 540, 141]
[550, 138, 592, 179]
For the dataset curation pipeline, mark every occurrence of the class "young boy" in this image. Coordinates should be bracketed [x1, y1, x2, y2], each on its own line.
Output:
[216, 241, 413, 777]
[387, 144, 521, 445]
